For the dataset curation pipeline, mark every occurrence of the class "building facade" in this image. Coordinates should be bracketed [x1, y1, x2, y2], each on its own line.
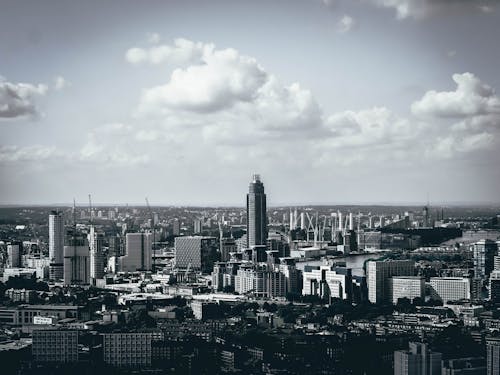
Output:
[428, 277, 471, 303]
[120, 232, 153, 272]
[391, 276, 425, 304]
[49, 210, 64, 280]
[174, 236, 218, 273]
[367, 260, 415, 304]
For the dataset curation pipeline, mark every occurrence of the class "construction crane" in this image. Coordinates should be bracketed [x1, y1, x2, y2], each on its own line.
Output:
[145, 197, 156, 273]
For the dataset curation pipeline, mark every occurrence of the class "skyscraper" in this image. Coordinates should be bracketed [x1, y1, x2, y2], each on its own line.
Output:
[120, 232, 153, 272]
[63, 233, 90, 285]
[367, 259, 415, 304]
[89, 226, 105, 282]
[246, 174, 267, 248]
[473, 239, 498, 280]
[49, 210, 64, 280]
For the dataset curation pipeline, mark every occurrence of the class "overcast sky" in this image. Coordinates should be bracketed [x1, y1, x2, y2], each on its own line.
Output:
[1, 0, 500, 206]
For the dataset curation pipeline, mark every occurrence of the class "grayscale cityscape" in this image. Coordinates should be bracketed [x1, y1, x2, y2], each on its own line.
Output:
[1, 1, 500, 374]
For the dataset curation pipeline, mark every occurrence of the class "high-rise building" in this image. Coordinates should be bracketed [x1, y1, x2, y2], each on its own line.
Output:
[394, 342, 442, 375]
[391, 276, 425, 304]
[63, 233, 90, 285]
[7, 241, 23, 268]
[234, 263, 286, 298]
[49, 210, 64, 280]
[194, 219, 203, 234]
[89, 226, 105, 282]
[367, 260, 415, 304]
[120, 232, 153, 272]
[172, 218, 181, 236]
[246, 174, 267, 248]
[428, 277, 471, 303]
[220, 237, 236, 262]
[473, 239, 498, 280]
[174, 236, 219, 273]
[490, 271, 500, 303]
[487, 337, 500, 375]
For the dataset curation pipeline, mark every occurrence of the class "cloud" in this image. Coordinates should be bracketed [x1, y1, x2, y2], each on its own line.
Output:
[138, 45, 268, 113]
[0, 77, 47, 119]
[125, 37, 212, 65]
[411, 72, 500, 118]
[0, 145, 59, 162]
[337, 15, 355, 33]
[53, 76, 70, 90]
[366, 0, 498, 19]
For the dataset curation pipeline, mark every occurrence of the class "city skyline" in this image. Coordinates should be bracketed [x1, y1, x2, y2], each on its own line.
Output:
[1, 0, 500, 205]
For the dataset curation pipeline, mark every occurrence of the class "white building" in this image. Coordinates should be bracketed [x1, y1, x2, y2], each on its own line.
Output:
[391, 276, 425, 304]
[234, 264, 286, 298]
[119, 232, 152, 272]
[302, 265, 352, 300]
[428, 277, 471, 303]
[367, 260, 415, 304]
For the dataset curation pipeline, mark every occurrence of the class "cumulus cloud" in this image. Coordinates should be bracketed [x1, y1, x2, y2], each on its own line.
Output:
[366, 0, 497, 19]
[0, 77, 47, 119]
[412, 72, 500, 118]
[125, 37, 212, 65]
[337, 15, 355, 33]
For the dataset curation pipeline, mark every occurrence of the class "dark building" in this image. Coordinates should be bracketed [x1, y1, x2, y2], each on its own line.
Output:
[246, 174, 267, 248]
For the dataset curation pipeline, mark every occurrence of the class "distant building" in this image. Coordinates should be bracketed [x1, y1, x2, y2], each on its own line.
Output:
[441, 357, 486, 375]
[391, 276, 425, 304]
[172, 218, 180, 236]
[234, 263, 286, 298]
[63, 234, 90, 285]
[32, 330, 79, 363]
[473, 239, 498, 280]
[220, 237, 236, 262]
[246, 174, 267, 248]
[489, 271, 500, 303]
[120, 232, 153, 272]
[89, 226, 105, 281]
[103, 332, 153, 368]
[7, 241, 22, 268]
[194, 219, 203, 234]
[428, 277, 471, 303]
[394, 342, 441, 375]
[367, 260, 415, 304]
[486, 337, 500, 375]
[303, 264, 352, 301]
[174, 236, 218, 273]
[5, 288, 36, 303]
[49, 210, 64, 280]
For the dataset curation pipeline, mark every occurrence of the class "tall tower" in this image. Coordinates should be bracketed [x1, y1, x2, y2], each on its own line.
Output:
[49, 210, 64, 280]
[246, 174, 267, 248]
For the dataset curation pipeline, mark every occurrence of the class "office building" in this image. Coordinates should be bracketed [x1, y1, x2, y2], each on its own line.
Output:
[391, 276, 425, 304]
[32, 330, 79, 363]
[49, 210, 64, 280]
[120, 232, 153, 272]
[174, 236, 218, 273]
[487, 337, 500, 375]
[246, 174, 267, 248]
[220, 237, 236, 262]
[473, 239, 498, 280]
[172, 218, 180, 236]
[7, 241, 22, 268]
[367, 260, 415, 304]
[234, 264, 286, 298]
[394, 342, 441, 375]
[428, 277, 471, 302]
[303, 264, 352, 301]
[63, 234, 90, 285]
[490, 270, 500, 303]
[194, 218, 203, 234]
[89, 226, 105, 281]
[441, 357, 486, 375]
[103, 332, 153, 368]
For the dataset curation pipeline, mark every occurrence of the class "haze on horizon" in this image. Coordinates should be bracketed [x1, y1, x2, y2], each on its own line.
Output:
[1, 0, 500, 206]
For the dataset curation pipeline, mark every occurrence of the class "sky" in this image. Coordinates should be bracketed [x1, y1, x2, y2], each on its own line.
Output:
[1, 0, 500, 206]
